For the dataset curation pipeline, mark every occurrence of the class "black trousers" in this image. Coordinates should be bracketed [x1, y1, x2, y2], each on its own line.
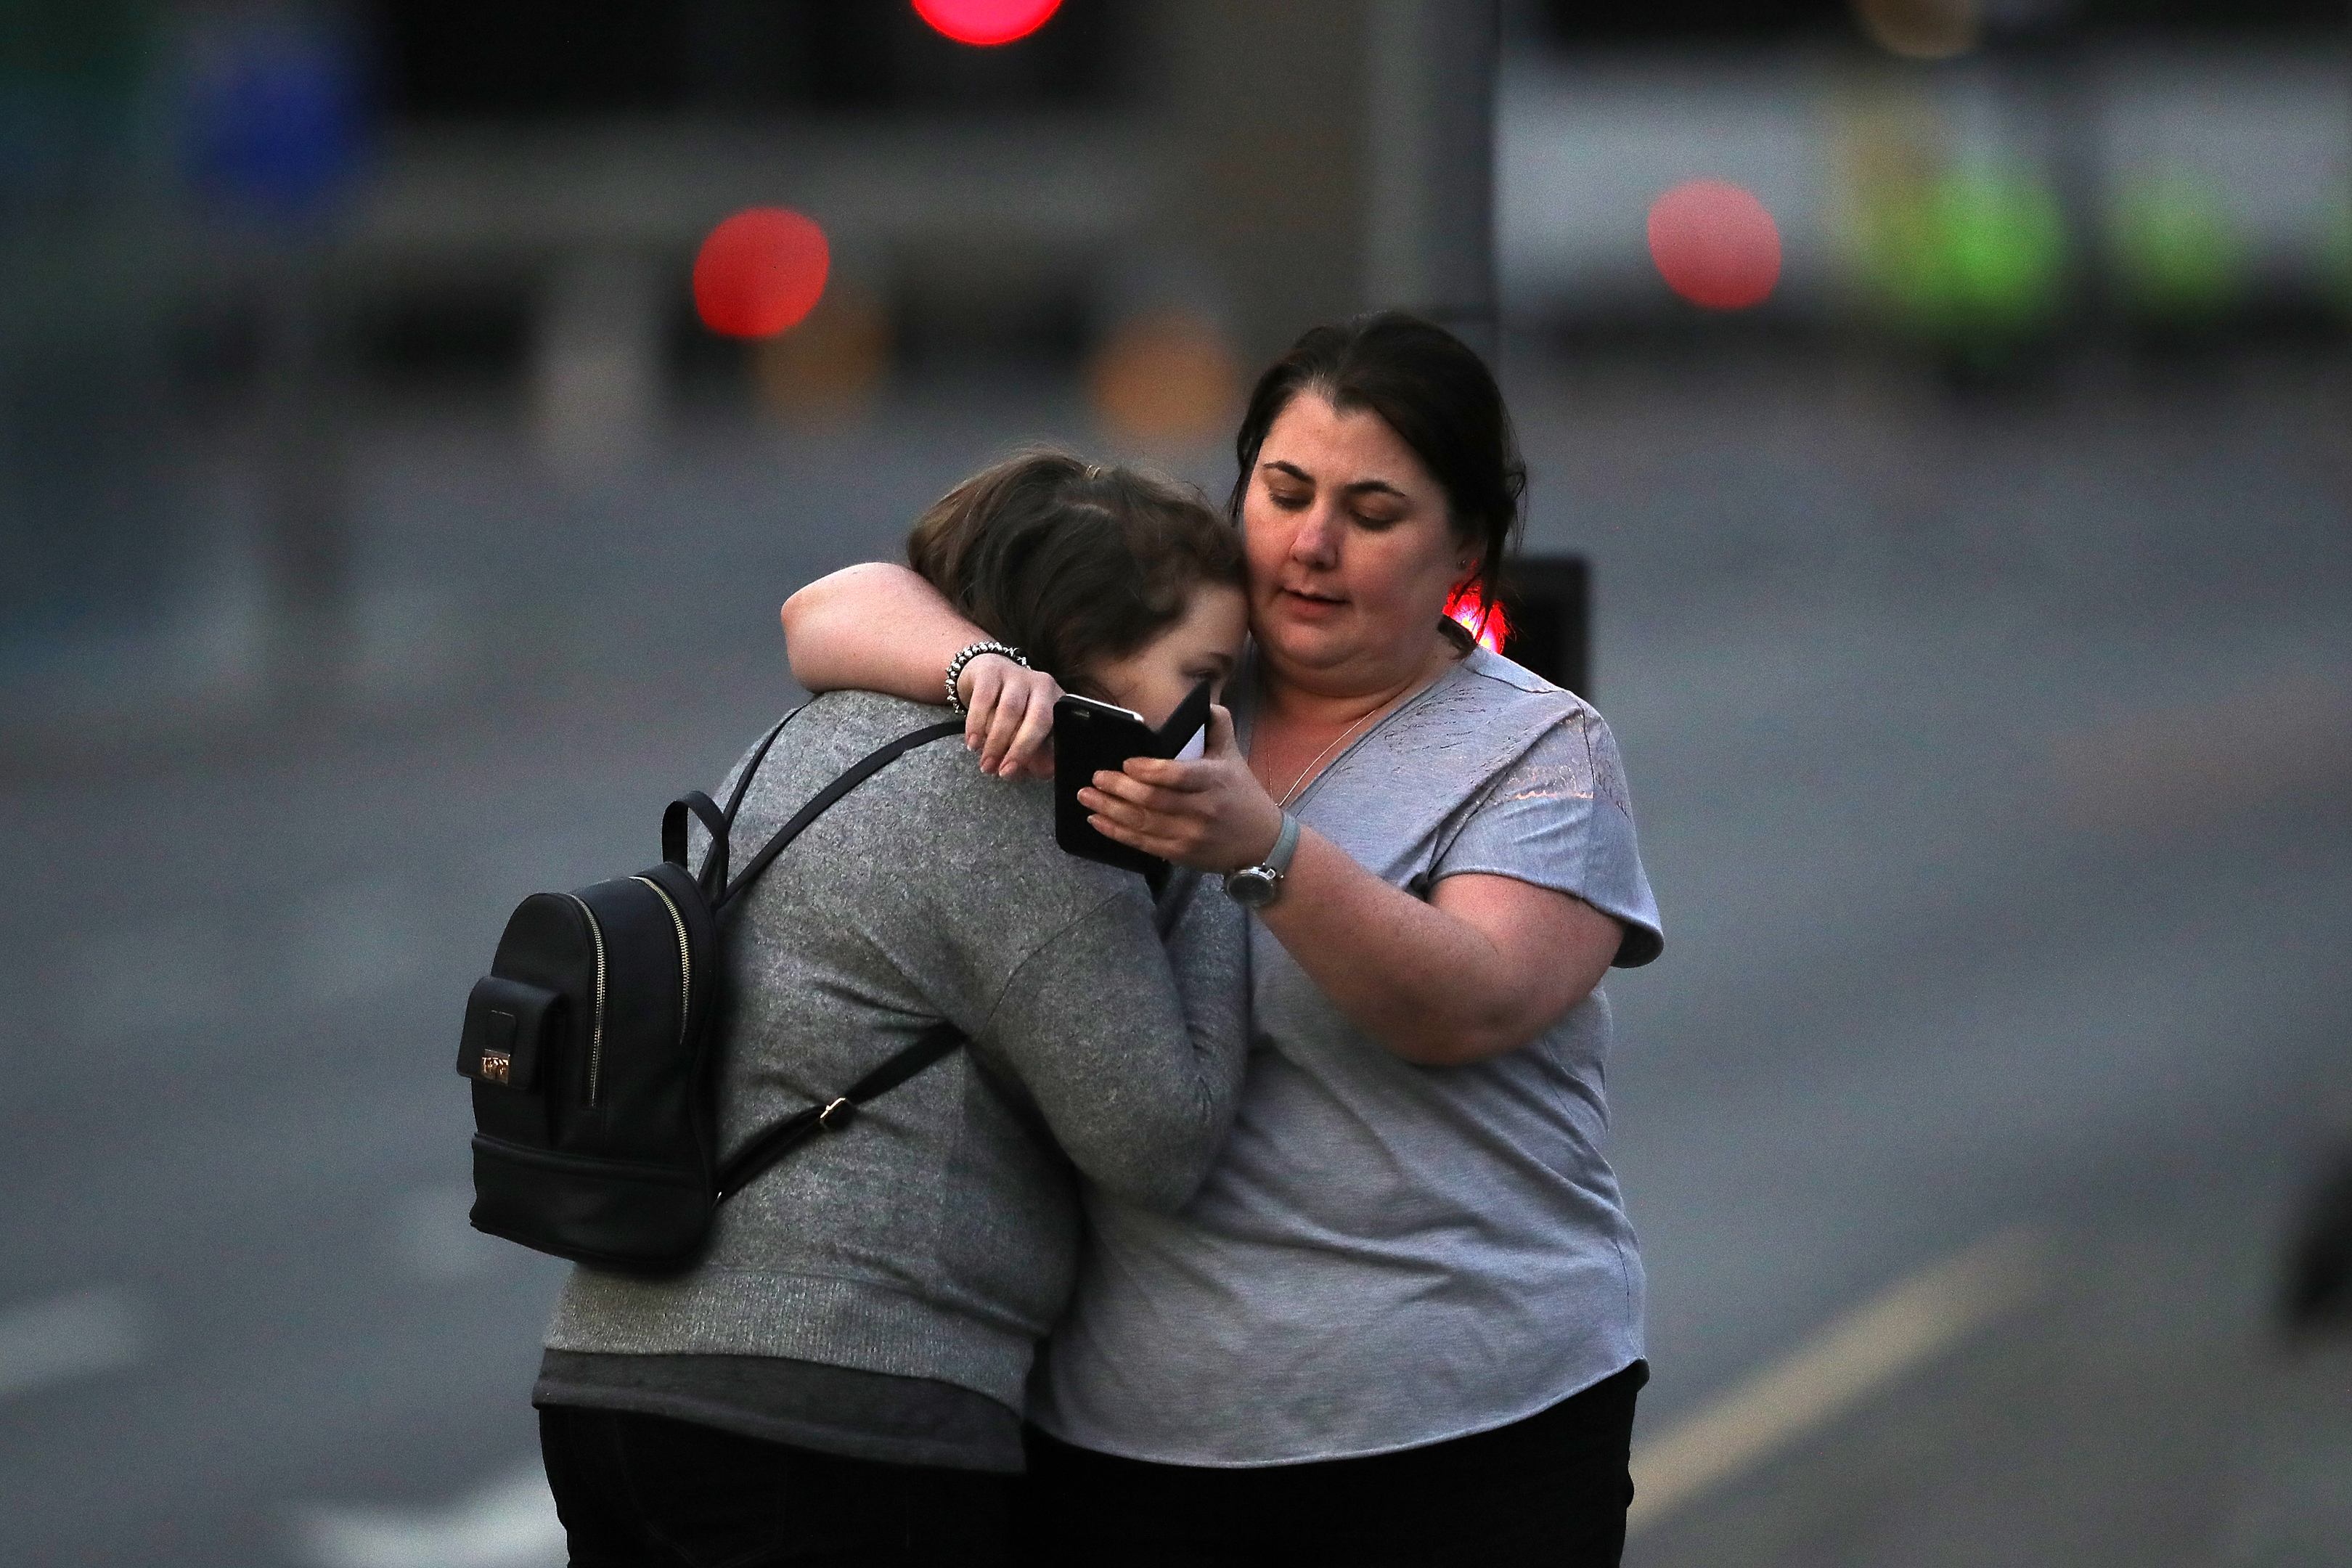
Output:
[1021, 1360, 1648, 1568]
[538, 1406, 1015, 1567]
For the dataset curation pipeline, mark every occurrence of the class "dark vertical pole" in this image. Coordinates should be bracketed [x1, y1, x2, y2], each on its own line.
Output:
[1156, 0, 1371, 368]
[184, 7, 368, 709]
[1363, 0, 1500, 362]
[257, 242, 351, 706]
[1153, 0, 1498, 366]
[1998, 1, 2102, 345]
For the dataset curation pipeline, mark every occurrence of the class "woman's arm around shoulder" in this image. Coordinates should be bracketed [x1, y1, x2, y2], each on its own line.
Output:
[780, 563, 1062, 777]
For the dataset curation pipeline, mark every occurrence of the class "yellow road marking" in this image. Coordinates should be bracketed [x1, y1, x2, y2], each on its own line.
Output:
[1630, 1225, 2049, 1532]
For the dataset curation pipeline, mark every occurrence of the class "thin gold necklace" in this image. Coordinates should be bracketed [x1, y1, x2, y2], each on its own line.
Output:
[1270, 708, 1378, 807]
[1255, 645, 1453, 807]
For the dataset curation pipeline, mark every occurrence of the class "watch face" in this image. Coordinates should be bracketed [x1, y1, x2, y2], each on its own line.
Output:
[1225, 867, 1278, 908]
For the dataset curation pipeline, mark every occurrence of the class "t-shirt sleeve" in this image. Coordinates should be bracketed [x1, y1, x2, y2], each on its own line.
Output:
[1431, 706, 1665, 968]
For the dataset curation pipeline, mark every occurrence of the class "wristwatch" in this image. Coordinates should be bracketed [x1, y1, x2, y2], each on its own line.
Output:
[1223, 812, 1300, 910]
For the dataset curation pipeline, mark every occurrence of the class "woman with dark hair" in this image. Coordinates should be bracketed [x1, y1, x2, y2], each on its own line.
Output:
[534, 452, 1252, 1567]
[780, 313, 1666, 1566]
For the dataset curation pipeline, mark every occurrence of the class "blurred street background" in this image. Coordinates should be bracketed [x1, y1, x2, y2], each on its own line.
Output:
[4, 1, 2349, 1564]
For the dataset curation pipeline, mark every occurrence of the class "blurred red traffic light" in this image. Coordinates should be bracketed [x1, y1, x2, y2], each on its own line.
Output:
[693, 208, 830, 340]
[912, 0, 1063, 47]
[1647, 180, 1782, 311]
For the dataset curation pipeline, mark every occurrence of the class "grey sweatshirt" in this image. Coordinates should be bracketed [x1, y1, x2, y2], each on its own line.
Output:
[541, 691, 1249, 1430]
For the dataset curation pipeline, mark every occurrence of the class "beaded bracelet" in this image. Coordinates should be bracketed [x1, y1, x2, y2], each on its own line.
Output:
[944, 641, 1029, 714]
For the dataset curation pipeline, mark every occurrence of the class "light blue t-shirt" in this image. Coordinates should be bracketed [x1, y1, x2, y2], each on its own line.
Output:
[1029, 645, 1665, 1466]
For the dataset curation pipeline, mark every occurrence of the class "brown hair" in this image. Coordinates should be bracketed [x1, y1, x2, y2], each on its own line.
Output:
[906, 449, 1245, 692]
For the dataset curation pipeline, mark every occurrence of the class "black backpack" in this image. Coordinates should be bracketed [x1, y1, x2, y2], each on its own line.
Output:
[455, 709, 966, 1276]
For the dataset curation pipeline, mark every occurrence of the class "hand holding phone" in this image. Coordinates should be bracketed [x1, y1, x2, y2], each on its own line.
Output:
[1053, 678, 1215, 874]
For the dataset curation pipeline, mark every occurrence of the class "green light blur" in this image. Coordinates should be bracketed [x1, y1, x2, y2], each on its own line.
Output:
[2110, 176, 2246, 323]
[2322, 197, 2352, 318]
[1855, 168, 2068, 365]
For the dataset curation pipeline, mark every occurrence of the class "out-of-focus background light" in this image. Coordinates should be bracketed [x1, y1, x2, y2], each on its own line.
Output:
[180, 15, 368, 221]
[1648, 179, 1784, 309]
[693, 208, 831, 340]
[1082, 309, 1241, 446]
[749, 282, 894, 425]
[1851, 0, 1982, 61]
[2108, 175, 2245, 327]
[1855, 168, 2071, 368]
[914, 0, 1066, 49]
[2323, 197, 2352, 314]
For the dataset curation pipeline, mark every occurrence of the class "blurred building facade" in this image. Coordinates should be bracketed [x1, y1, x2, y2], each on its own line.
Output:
[1, 0, 2345, 722]
[331, 0, 2351, 400]
[1508, 0, 2351, 367]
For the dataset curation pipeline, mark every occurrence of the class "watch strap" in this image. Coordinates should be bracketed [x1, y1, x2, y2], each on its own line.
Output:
[1223, 812, 1300, 907]
[1265, 810, 1301, 875]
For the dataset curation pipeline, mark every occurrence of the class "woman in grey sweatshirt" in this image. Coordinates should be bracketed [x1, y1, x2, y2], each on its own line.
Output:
[532, 453, 1252, 1567]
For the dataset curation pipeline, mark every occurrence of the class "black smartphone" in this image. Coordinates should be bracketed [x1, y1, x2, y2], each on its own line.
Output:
[1053, 677, 1216, 874]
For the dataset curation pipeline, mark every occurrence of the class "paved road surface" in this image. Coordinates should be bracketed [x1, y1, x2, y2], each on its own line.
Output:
[4, 347, 2346, 1565]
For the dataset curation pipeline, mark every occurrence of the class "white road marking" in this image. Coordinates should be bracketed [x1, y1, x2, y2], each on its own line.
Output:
[293, 1463, 565, 1568]
[0, 1287, 149, 1402]
[1629, 1225, 2049, 1533]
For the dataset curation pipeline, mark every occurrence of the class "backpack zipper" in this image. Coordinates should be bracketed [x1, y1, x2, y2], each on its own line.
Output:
[562, 893, 608, 1105]
[633, 875, 691, 1048]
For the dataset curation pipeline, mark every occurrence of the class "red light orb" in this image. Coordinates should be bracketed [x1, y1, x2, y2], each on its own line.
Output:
[912, 0, 1062, 46]
[694, 208, 830, 340]
[1647, 179, 1782, 311]
[1444, 587, 1511, 655]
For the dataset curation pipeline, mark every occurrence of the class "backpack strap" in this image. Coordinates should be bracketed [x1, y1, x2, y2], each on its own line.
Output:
[664, 707, 807, 900]
[716, 717, 965, 911]
[703, 712, 973, 1204]
[664, 791, 728, 878]
[712, 1018, 965, 1202]
[722, 709, 799, 825]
